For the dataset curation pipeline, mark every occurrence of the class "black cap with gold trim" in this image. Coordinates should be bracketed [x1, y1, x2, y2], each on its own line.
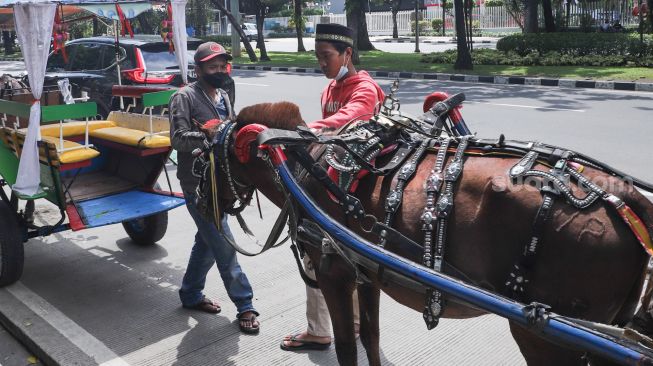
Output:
[315, 23, 354, 47]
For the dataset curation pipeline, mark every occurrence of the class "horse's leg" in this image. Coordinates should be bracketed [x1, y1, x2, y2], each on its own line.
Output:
[509, 321, 585, 366]
[357, 282, 381, 366]
[315, 257, 358, 366]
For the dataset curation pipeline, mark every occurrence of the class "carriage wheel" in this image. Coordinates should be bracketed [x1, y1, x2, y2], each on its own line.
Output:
[0, 199, 24, 287]
[122, 211, 168, 246]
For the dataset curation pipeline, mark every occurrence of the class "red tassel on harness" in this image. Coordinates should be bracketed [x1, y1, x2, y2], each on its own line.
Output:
[116, 4, 134, 38]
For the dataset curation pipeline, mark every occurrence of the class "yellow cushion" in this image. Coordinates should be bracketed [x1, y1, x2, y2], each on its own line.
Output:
[40, 136, 100, 164]
[37, 120, 116, 138]
[90, 126, 170, 148]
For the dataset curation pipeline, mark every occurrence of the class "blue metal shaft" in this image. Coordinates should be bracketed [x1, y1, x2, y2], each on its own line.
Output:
[276, 160, 649, 366]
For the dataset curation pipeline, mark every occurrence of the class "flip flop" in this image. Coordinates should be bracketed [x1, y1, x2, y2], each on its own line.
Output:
[238, 312, 260, 334]
[183, 297, 221, 314]
[280, 334, 331, 351]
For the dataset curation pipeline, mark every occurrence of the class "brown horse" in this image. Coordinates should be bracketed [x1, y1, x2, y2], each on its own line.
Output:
[206, 101, 653, 365]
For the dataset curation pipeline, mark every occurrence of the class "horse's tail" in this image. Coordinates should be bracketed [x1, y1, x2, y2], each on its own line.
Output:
[621, 186, 653, 335]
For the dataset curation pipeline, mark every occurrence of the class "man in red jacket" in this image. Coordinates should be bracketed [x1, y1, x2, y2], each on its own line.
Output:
[281, 23, 385, 352]
[308, 25, 385, 132]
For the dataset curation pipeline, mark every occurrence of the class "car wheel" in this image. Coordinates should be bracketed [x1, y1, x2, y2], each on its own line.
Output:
[0, 199, 24, 287]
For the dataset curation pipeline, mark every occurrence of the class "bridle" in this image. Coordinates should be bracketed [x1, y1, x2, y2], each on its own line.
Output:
[206, 119, 292, 256]
[212, 120, 255, 215]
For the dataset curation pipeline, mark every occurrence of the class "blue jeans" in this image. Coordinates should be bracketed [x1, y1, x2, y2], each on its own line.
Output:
[179, 191, 257, 317]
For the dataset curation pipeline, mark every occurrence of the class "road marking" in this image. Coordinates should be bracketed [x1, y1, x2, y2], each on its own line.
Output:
[465, 100, 586, 112]
[235, 82, 269, 87]
[6, 282, 129, 366]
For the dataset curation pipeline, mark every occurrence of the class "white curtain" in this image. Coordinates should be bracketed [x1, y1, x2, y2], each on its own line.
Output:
[170, 0, 188, 85]
[12, 2, 57, 196]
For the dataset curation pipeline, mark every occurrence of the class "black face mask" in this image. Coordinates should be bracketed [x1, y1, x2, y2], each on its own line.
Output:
[202, 72, 232, 90]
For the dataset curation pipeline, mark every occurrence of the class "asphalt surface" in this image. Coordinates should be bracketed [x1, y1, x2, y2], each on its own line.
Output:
[0, 70, 652, 365]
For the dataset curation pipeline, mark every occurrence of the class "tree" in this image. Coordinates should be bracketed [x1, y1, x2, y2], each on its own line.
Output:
[541, 0, 556, 32]
[389, 0, 405, 39]
[187, 0, 211, 36]
[2, 31, 15, 55]
[523, 0, 539, 32]
[346, 0, 375, 65]
[293, 0, 306, 51]
[505, 0, 525, 30]
[209, 0, 258, 61]
[453, 0, 472, 69]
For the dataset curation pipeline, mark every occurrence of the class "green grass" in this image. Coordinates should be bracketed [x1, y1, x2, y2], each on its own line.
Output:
[233, 50, 653, 82]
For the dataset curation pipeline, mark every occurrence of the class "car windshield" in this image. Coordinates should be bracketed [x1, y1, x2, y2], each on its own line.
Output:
[140, 43, 199, 71]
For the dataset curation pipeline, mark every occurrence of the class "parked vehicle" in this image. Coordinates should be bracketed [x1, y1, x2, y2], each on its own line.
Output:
[227, 22, 258, 41]
[43, 35, 200, 117]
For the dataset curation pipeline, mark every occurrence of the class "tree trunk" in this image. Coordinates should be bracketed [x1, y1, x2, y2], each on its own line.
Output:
[648, 0, 653, 33]
[256, 7, 270, 61]
[392, 8, 399, 38]
[294, 0, 306, 51]
[442, 0, 447, 36]
[542, 0, 556, 32]
[346, 5, 360, 64]
[210, 0, 258, 61]
[347, 0, 375, 51]
[453, 0, 472, 69]
[523, 0, 539, 33]
[2, 31, 14, 55]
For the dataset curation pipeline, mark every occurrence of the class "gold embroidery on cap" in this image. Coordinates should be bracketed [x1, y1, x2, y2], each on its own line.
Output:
[316, 34, 353, 46]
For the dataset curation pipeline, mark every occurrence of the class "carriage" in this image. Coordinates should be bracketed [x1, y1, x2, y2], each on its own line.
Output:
[0, 85, 185, 286]
[0, 0, 194, 286]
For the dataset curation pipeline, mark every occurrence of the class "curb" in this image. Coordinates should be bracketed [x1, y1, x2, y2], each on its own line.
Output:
[232, 65, 653, 93]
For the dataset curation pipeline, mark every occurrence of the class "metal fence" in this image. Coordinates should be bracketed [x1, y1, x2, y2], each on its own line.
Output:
[216, 3, 642, 37]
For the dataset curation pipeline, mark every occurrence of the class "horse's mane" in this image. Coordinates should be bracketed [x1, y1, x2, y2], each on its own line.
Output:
[236, 101, 306, 130]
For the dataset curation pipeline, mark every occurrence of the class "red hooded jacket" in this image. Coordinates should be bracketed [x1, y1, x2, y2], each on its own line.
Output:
[308, 70, 385, 130]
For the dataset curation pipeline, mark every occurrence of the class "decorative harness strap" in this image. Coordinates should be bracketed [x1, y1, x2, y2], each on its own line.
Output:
[383, 139, 430, 240]
[422, 137, 467, 329]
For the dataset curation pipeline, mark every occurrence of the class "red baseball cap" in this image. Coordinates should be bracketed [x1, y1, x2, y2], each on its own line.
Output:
[194, 41, 233, 63]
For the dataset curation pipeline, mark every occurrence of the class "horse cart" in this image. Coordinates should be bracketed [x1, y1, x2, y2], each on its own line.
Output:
[196, 83, 653, 365]
[0, 86, 185, 286]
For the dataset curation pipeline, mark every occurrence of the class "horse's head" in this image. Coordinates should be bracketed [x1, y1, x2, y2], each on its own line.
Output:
[204, 101, 306, 210]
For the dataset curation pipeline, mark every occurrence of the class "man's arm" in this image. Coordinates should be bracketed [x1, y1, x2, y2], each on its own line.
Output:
[308, 82, 379, 130]
[169, 93, 206, 152]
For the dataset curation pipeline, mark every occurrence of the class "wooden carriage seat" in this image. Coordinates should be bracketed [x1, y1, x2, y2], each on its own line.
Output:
[37, 120, 116, 138]
[89, 111, 171, 149]
[13, 130, 100, 165]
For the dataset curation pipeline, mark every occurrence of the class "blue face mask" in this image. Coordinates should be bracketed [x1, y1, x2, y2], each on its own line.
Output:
[334, 55, 349, 81]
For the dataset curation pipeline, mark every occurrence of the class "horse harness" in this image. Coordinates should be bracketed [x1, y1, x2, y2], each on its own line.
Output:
[256, 90, 653, 331]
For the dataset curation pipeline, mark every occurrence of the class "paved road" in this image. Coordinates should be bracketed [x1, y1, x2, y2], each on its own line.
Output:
[0, 71, 652, 365]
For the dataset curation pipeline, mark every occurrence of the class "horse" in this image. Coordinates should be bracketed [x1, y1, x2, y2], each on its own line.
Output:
[202, 101, 653, 365]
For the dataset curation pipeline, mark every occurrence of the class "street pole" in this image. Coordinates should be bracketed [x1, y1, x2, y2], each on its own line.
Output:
[230, 0, 241, 57]
[414, 0, 420, 52]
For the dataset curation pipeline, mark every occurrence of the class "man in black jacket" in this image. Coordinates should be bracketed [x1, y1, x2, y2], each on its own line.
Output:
[169, 41, 259, 334]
